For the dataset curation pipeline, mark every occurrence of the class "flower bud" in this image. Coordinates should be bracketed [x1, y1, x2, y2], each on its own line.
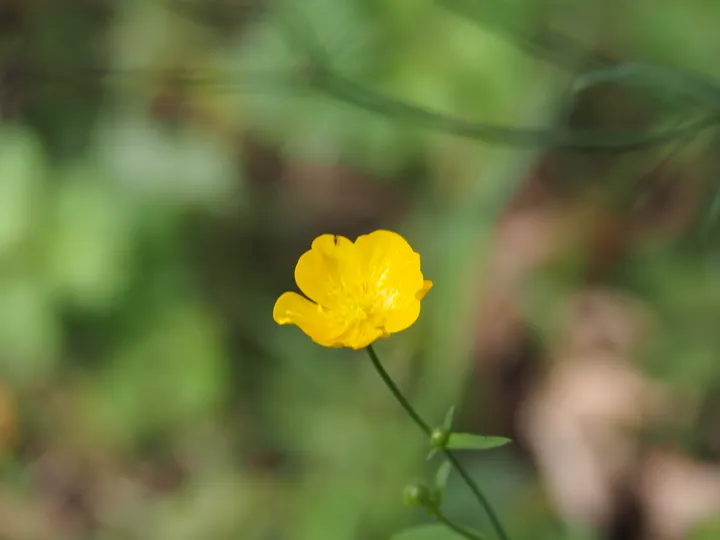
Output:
[430, 427, 450, 448]
[403, 483, 433, 508]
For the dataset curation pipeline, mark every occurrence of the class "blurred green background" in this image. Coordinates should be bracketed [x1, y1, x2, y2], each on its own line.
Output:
[1, 0, 720, 539]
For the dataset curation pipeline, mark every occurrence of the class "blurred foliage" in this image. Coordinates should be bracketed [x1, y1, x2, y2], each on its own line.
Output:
[0, 0, 719, 539]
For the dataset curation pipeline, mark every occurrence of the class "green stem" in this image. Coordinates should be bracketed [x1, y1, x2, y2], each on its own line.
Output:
[429, 508, 489, 540]
[366, 345, 431, 434]
[365, 345, 511, 540]
[314, 69, 717, 152]
[442, 451, 508, 540]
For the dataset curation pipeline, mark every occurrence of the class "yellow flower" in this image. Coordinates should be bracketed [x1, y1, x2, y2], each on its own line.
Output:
[273, 230, 433, 349]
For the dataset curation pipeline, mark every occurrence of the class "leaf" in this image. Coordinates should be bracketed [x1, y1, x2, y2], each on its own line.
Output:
[434, 460, 452, 500]
[443, 405, 456, 430]
[0, 126, 45, 258]
[391, 524, 475, 540]
[92, 304, 229, 449]
[446, 433, 511, 451]
[48, 166, 134, 311]
[0, 279, 60, 384]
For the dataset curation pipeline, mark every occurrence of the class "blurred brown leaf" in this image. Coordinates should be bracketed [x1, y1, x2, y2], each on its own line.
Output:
[640, 450, 720, 540]
[518, 290, 667, 526]
[0, 381, 17, 451]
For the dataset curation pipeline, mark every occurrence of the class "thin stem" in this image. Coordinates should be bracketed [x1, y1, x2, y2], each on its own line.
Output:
[442, 451, 509, 540]
[365, 345, 511, 540]
[429, 508, 489, 540]
[314, 69, 718, 152]
[366, 344, 431, 435]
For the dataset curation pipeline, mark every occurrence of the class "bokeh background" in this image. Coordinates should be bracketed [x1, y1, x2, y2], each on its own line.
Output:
[1, 0, 720, 539]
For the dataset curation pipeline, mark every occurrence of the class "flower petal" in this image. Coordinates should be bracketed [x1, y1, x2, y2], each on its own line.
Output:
[383, 300, 421, 334]
[294, 234, 360, 309]
[272, 292, 349, 346]
[354, 230, 425, 310]
[417, 280, 433, 300]
[334, 321, 386, 350]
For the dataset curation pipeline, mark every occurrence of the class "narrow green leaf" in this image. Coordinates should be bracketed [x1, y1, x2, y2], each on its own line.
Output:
[427, 447, 438, 460]
[442, 405, 456, 430]
[435, 460, 452, 497]
[391, 524, 471, 540]
[446, 433, 511, 451]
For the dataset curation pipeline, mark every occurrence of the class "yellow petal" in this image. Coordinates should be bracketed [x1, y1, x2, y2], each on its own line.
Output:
[273, 292, 349, 346]
[335, 321, 385, 350]
[383, 300, 421, 334]
[294, 234, 360, 309]
[354, 230, 425, 310]
[276, 230, 432, 348]
[416, 280, 433, 300]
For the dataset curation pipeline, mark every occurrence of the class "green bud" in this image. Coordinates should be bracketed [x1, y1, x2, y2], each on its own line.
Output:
[403, 483, 433, 508]
[430, 427, 450, 448]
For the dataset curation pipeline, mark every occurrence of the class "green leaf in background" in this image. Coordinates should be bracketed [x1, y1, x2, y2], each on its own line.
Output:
[434, 460, 453, 503]
[47, 165, 135, 311]
[0, 279, 60, 384]
[446, 433, 511, 451]
[96, 116, 239, 209]
[91, 304, 229, 449]
[0, 126, 46, 259]
[391, 524, 478, 540]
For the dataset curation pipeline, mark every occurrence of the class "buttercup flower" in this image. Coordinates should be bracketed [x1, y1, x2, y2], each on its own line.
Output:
[273, 230, 432, 349]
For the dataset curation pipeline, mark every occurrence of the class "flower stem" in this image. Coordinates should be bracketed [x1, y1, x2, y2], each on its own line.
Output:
[428, 508, 489, 540]
[366, 345, 431, 434]
[365, 344, 511, 540]
[442, 451, 509, 540]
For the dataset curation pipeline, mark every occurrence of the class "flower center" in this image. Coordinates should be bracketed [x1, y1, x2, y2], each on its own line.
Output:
[337, 283, 384, 324]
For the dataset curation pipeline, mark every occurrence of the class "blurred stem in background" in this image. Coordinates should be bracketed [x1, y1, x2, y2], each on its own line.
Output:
[366, 344, 510, 540]
[273, 0, 720, 152]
